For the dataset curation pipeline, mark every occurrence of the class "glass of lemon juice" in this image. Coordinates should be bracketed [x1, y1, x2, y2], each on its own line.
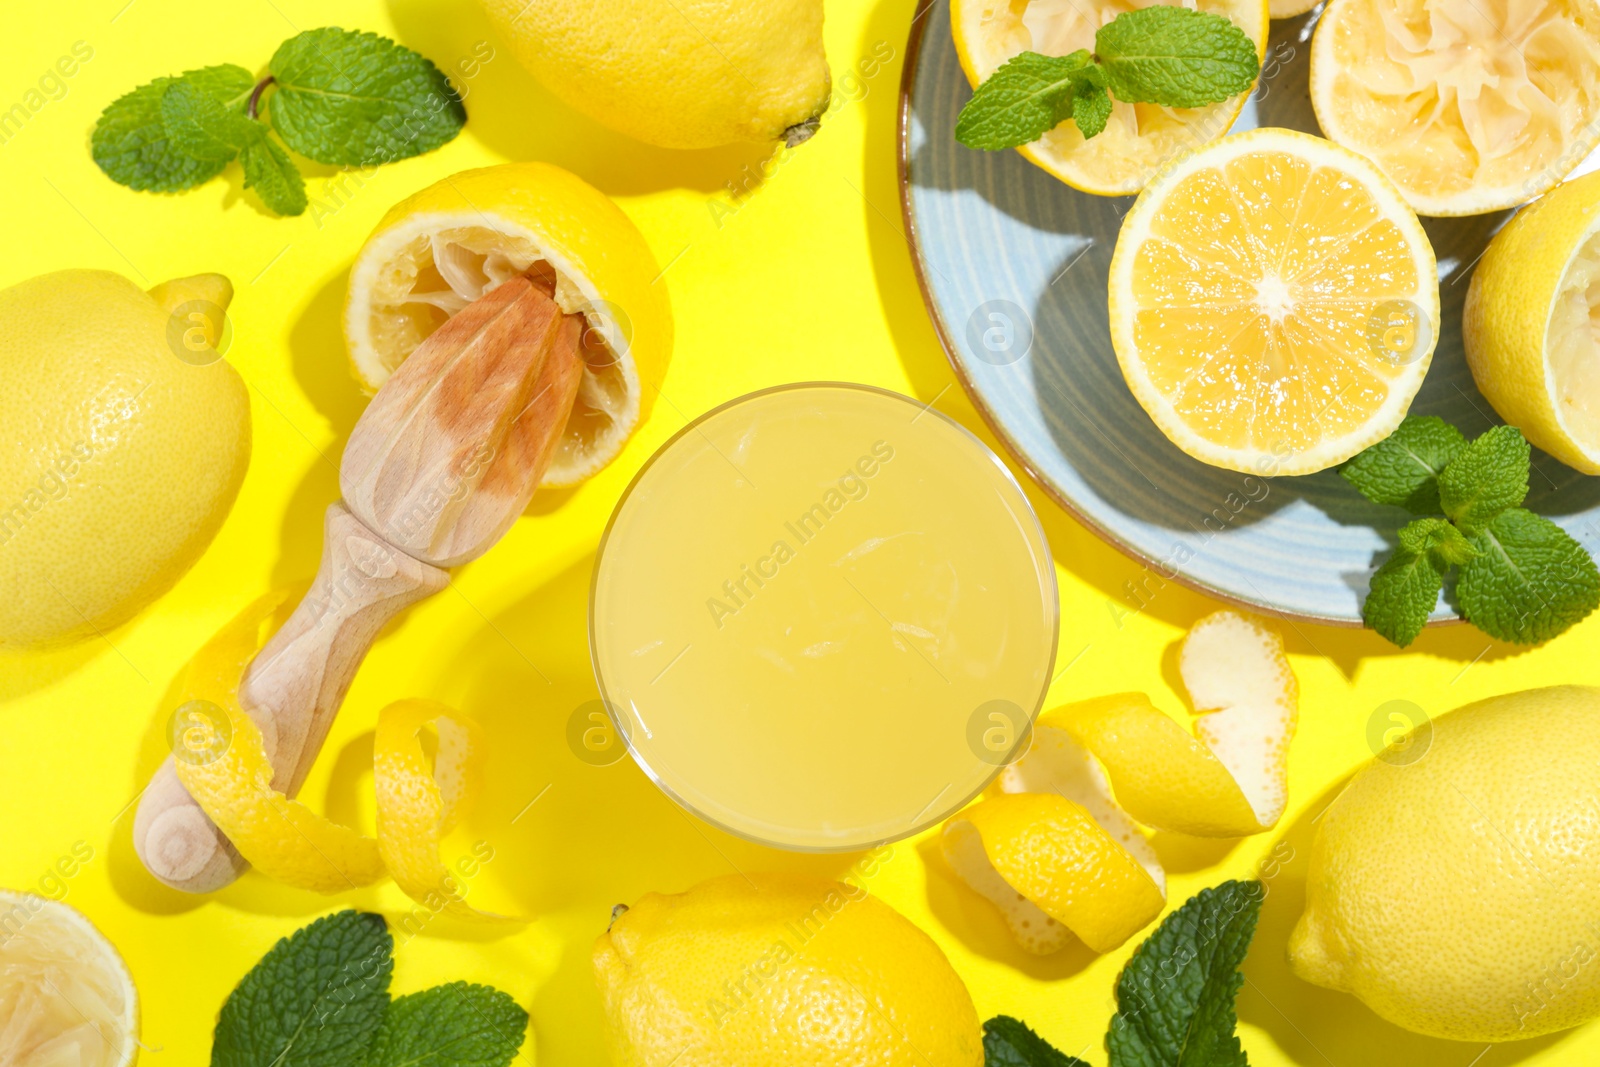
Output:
[589, 382, 1058, 851]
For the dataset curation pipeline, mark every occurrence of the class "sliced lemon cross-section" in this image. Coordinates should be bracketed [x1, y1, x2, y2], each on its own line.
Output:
[951, 0, 1268, 196]
[1109, 127, 1439, 475]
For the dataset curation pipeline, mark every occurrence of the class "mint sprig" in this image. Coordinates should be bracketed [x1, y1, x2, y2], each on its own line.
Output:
[955, 8, 1257, 149]
[212, 911, 527, 1067]
[1344, 416, 1599, 647]
[92, 28, 464, 216]
[982, 881, 1264, 1067]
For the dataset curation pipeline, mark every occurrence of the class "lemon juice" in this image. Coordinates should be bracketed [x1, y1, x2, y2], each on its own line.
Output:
[590, 383, 1058, 850]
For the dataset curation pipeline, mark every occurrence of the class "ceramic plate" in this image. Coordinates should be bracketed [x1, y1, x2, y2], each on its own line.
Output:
[897, 0, 1600, 625]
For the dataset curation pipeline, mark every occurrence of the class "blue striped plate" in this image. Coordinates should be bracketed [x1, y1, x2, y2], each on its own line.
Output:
[896, 0, 1600, 625]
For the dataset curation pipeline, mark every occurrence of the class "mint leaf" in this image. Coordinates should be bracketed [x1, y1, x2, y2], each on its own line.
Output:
[267, 28, 465, 166]
[366, 982, 528, 1067]
[1457, 508, 1600, 645]
[983, 1016, 1090, 1066]
[1365, 524, 1451, 648]
[1072, 85, 1113, 140]
[93, 65, 254, 191]
[239, 126, 308, 216]
[212, 910, 392, 1067]
[1397, 516, 1476, 566]
[1107, 880, 1263, 1067]
[1340, 415, 1467, 513]
[1438, 424, 1530, 533]
[1095, 7, 1258, 109]
[956, 50, 1098, 149]
[161, 80, 258, 163]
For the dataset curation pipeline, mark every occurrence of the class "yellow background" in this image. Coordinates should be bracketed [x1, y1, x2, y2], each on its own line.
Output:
[2, 1, 1598, 1064]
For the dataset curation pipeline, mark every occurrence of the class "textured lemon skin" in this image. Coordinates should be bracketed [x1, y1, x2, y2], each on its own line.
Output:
[345, 162, 672, 486]
[1464, 171, 1600, 474]
[1290, 686, 1600, 1042]
[0, 270, 250, 647]
[476, 0, 830, 149]
[593, 873, 983, 1067]
[962, 792, 1165, 953]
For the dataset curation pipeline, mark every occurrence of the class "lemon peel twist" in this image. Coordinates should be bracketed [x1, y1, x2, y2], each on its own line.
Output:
[943, 610, 1297, 954]
[172, 592, 507, 914]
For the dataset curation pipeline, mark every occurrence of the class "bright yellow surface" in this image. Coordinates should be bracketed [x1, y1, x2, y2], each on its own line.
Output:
[2, 2, 1600, 1065]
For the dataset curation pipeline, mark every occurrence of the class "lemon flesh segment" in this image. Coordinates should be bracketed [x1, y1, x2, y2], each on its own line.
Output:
[0, 893, 139, 1067]
[173, 591, 386, 894]
[1310, 0, 1600, 216]
[374, 699, 509, 921]
[345, 163, 672, 487]
[944, 611, 1297, 954]
[1110, 127, 1438, 474]
[1464, 170, 1600, 473]
[951, 0, 1268, 195]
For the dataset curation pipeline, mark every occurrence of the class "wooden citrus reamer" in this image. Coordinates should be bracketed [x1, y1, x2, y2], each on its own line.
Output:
[133, 272, 586, 893]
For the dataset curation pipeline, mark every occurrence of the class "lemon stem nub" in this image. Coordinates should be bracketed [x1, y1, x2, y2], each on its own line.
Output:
[783, 116, 820, 148]
[609, 903, 630, 930]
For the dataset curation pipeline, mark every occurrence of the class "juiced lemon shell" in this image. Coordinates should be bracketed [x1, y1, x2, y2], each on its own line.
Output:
[950, 0, 1269, 195]
[1310, 0, 1600, 216]
[345, 163, 671, 487]
[0, 892, 139, 1067]
[1464, 169, 1600, 474]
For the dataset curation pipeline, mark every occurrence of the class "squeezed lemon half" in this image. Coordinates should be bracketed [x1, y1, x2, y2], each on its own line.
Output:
[345, 163, 672, 486]
[1310, 0, 1600, 216]
[950, 0, 1268, 195]
[0, 894, 139, 1067]
[1109, 127, 1438, 475]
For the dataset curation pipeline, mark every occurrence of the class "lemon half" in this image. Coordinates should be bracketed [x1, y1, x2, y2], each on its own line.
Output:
[345, 163, 672, 486]
[1465, 170, 1600, 473]
[0, 893, 139, 1067]
[1109, 127, 1438, 474]
[951, 0, 1268, 195]
[1310, 0, 1600, 216]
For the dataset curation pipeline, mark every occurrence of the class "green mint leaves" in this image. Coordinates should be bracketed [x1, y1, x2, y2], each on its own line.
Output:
[367, 983, 532, 1067]
[983, 1016, 1090, 1066]
[211, 911, 527, 1067]
[1107, 880, 1262, 1067]
[92, 65, 255, 192]
[267, 29, 465, 167]
[982, 882, 1264, 1067]
[1344, 416, 1599, 647]
[955, 8, 1257, 149]
[92, 28, 464, 216]
[212, 910, 392, 1067]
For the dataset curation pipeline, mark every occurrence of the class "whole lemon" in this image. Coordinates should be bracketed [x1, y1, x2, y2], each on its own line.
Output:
[476, 0, 831, 149]
[593, 872, 983, 1066]
[1290, 686, 1600, 1041]
[0, 270, 250, 647]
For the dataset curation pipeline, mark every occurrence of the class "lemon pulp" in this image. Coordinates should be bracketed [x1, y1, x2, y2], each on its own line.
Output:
[1110, 128, 1438, 474]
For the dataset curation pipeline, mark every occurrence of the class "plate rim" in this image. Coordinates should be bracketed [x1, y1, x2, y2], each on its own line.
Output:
[895, 0, 1400, 629]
